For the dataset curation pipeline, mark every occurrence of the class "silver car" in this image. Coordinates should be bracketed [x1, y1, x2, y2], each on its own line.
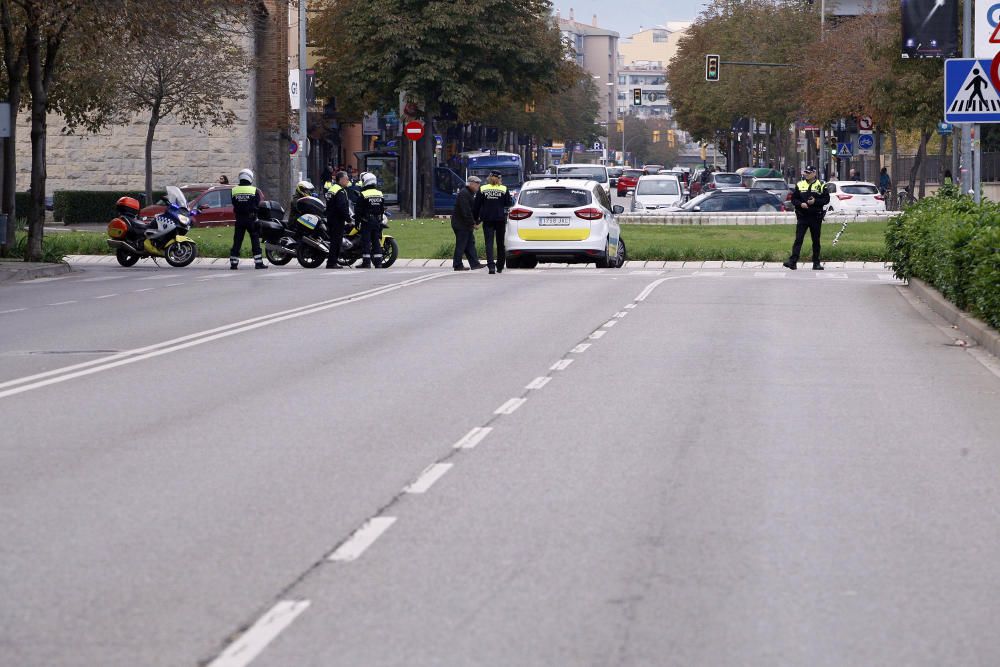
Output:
[750, 178, 792, 211]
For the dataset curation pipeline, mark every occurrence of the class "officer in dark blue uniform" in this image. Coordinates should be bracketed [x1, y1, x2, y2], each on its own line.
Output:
[230, 168, 266, 270]
[324, 171, 352, 269]
[353, 172, 386, 268]
[474, 171, 514, 274]
[783, 165, 829, 270]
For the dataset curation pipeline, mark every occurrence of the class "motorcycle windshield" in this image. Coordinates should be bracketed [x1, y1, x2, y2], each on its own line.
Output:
[165, 186, 189, 210]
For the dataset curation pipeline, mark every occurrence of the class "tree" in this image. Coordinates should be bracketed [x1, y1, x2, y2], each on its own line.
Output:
[313, 0, 566, 216]
[0, 1, 27, 253]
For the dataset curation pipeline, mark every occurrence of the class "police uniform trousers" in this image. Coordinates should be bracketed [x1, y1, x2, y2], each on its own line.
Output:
[231, 218, 262, 260]
[790, 214, 822, 264]
[483, 221, 506, 271]
[361, 219, 382, 265]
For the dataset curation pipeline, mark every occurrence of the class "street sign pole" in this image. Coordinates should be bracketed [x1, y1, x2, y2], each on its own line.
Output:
[412, 143, 417, 220]
[962, 0, 973, 195]
[404, 121, 425, 220]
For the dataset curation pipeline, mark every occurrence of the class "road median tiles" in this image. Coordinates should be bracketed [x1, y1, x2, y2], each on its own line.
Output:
[908, 278, 1000, 360]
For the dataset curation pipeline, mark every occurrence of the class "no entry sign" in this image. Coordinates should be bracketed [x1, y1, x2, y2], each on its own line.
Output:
[404, 121, 425, 141]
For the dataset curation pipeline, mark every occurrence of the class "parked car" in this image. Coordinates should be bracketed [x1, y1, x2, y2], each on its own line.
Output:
[616, 168, 645, 196]
[506, 177, 625, 268]
[140, 184, 265, 227]
[825, 181, 886, 214]
[630, 174, 684, 211]
[751, 178, 793, 210]
[555, 164, 611, 197]
[689, 171, 742, 197]
[672, 187, 783, 212]
[607, 166, 623, 189]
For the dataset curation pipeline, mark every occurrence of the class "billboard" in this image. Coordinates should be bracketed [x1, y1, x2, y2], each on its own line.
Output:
[901, 0, 958, 59]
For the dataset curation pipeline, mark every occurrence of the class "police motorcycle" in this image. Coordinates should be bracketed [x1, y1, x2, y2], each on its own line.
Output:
[291, 191, 333, 269]
[106, 186, 198, 267]
[335, 212, 399, 268]
[257, 200, 296, 265]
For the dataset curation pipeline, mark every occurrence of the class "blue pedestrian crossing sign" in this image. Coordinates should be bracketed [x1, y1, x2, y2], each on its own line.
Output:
[944, 59, 1000, 123]
[837, 142, 853, 157]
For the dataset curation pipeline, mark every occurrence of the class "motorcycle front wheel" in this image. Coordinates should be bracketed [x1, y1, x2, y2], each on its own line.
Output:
[116, 246, 141, 267]
[381, 237, 399, 268]
[164, 240, 197, 267]
[266, 248, 294, 266]
[297, 244, 325, 269]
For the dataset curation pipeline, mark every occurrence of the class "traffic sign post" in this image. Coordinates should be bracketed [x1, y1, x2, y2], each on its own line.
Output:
[404, 121, 425, 220]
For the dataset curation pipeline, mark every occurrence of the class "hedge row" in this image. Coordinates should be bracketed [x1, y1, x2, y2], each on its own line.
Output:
[52, 190, 164, 224]
[886, 188, 1000, 330]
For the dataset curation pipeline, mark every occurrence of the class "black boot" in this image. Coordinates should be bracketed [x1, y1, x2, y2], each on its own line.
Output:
[812, 263, 824, 270]
[230, 258, 239, 270]
[782, 260, 797, 270]
[373, 255, 384, 269]
[360, 257, 372, 268]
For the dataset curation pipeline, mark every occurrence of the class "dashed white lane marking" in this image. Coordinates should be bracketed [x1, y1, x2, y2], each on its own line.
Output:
[526, 376, 551, 390]
[624, 304, 636, 309]
[693, 271, 725, 277]
[165, 283, 185, 287]
[94, 294, 118, 299]
[404, 463, 454, 494]
[47, 301, 77, 306]
[79, 276, 120, 283]
[0, 308, 27, 315]
[603, 320, 618, 328]
[589, 330, 607, 339]
[453, 426, 493, 449]
[495, 397, 527, 415]
[550, 359, 574, 371]
[18, 276, 71, 284]
[133, 288, 155, 293]
[614, 311, 628, 318]
[571, 343, 591, 353]
[328, 517, 397, 562]
[754, 272, 786, 279]
[206, 599, 311, 667]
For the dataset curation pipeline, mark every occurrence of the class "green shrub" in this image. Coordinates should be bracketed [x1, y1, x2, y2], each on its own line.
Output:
[52, 190, 163, 224]
[886, 192, 1000, 329]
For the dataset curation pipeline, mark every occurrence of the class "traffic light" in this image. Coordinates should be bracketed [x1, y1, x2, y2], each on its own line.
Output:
[633, 88, 642, 106]
[705, 54, 720, 81]
[829, 136, 838, 155]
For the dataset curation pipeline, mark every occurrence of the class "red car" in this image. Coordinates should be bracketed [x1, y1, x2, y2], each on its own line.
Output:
[139, 184, 266, 228]
[616, 169, 645, 196]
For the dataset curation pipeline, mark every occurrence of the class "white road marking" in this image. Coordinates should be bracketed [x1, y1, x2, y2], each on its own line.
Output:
[624, 304, 636, 309]
[47, 301, 77, 306]
[18, 276, 71, 284]
[0, 273, 445, 400]
[571, 343, 591, 353]
[94, 294, 118, 299]
[603, 320, 618, 328]
[328, 517, 397, 562]
[165, 283, 185, 287]
[550, 359, 574, 371]
[0, 308, 27, 314]
[629, 270, 663, 275]
[818, 272, 848, 280]
[137, 275, 178, 281]
[614, 311, 628, 318]
[495, 397, 527, 415]
[453, 426, 493, 449]
[877, 273, 897, 281]
[693, 271, 725, 277]
[754, 272, 786, 279]
[133, 288, 155, 293]
[261, 272, 297, 278]
[206, 599, 310, 667]
[79, 276, 120, 283]
[196, 273, 239, 281]
[589, 330, 607, 339]
[404, 463, 453, 494]
[525, 376, 551, 390]
[634, 275, 689, 303]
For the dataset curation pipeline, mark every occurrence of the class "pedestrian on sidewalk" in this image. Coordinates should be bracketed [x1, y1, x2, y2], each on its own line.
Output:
[879, 167, 891, 195]
[218, 174, 229, 185]
[783, 165, 829, 271]
[474, 170, 513, 274]
[451, 176, 484, 271]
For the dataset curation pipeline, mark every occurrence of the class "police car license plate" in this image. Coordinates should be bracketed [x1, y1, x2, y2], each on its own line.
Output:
[538, 217, 571, 226]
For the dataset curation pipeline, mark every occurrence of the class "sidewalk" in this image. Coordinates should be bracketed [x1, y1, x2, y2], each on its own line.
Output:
[0, 259, 72, 283]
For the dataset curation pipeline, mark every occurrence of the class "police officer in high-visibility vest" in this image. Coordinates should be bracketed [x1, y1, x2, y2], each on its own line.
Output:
[324, 171, 352, 269]
[474, 170, 514, 274]
[353, 172, 386, 268]
[229, 168, 267, 270]
[783, 165, 830, 271]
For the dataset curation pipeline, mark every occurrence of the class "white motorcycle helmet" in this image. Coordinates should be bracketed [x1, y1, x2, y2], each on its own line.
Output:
[360, 172, 378, 188]
[238, 168, 255, 184]
[295, 180, 314, 197]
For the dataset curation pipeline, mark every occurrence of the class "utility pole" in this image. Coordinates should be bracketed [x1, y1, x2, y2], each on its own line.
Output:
[298, 0, 308, 182]
[962, 0, 973, 196]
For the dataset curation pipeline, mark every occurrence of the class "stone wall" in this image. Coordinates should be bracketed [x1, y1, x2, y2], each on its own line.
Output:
[255, 0, 291, 200]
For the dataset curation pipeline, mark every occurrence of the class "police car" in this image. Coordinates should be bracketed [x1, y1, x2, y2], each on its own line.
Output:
[505, 177, 625, 269]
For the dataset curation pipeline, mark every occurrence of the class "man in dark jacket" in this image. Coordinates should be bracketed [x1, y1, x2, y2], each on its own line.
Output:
[229, 168, 266, 270]
[783, 165, 830, 270]
[474, 171, 514, 274]
[324, 171, 352, 269]
[452, 176, 484, 271]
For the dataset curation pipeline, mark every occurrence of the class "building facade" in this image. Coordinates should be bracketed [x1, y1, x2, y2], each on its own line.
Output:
[557, 12, 619, 135]
[15, 1, 291, 201]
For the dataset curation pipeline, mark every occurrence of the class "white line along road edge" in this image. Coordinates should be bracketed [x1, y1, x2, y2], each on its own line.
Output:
[207, 599, 310, 667]
[0, 273, 445, 400]
[328, 517, 397, 562]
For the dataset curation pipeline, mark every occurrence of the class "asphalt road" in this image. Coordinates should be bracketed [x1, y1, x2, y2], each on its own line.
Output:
[2, 261, 999, 667]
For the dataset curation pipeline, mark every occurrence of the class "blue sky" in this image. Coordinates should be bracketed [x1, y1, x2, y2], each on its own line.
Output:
[552, 0, 706, 37]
